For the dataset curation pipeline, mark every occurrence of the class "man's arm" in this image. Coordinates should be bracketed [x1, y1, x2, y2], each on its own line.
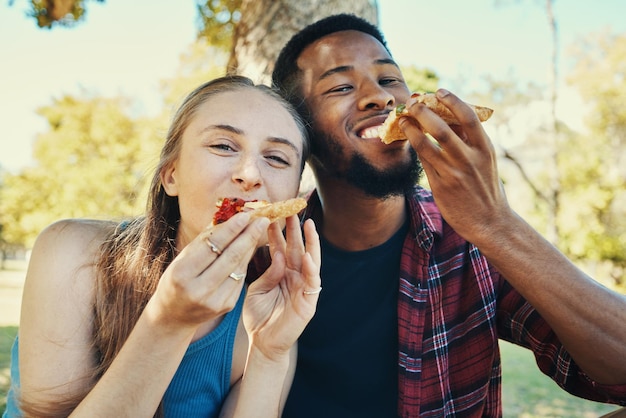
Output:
[401, 88, 626, 384]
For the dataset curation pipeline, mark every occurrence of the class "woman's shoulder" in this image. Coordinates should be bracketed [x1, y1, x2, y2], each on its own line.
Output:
[40, 217, 118, 235]
[21, 219, 121, 330]
[28, 219, 119, 283]
[36, 218, 118, 250]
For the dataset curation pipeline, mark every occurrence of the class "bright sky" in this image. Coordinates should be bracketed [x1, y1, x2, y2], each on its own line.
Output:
[1, 0, 625, 173]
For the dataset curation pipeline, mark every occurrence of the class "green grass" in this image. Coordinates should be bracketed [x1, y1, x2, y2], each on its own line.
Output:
[501, 340, 620, 417]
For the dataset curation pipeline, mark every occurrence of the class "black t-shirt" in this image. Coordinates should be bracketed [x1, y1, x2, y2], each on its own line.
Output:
[283, 222, 408, 417]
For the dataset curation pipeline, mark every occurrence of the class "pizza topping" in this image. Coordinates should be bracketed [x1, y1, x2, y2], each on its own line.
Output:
[213, 197, 249, 225]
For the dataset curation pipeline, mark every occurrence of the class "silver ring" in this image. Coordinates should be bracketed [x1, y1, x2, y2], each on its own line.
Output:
[229, 272, 246, 281]
[303, 287, 322, 295]
[206, 239, 222, 256]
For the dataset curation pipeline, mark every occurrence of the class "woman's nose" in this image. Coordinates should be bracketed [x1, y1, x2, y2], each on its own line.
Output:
[232, 156, 262, 191]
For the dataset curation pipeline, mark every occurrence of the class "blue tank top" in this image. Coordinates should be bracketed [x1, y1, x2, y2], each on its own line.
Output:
[3, 288, 245, 418]
[3, 336, 20, 418]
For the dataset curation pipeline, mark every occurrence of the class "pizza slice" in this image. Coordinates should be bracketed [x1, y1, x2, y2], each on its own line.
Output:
[213, 197, 307, 225]
[379, 92, 494, 144]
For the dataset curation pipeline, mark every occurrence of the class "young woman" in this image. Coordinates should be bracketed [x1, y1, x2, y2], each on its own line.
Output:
[4, 75, 321, 417]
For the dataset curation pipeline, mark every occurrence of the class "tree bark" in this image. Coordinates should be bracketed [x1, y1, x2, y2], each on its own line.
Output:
[228, 0, 379, 84]
[45, 0, 75, 20]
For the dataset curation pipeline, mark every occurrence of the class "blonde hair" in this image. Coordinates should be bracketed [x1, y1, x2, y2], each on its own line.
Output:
[20, 75, 308, 417]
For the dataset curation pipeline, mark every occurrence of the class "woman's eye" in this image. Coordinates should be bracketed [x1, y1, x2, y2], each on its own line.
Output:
[210, 143, 235, 152]
[266, 155, 290, 166]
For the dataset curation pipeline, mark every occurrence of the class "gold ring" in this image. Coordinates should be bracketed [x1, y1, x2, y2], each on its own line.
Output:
[303, 287, 322, 295]
[229, 272, 246, 281]
[206, 239, 222, 256]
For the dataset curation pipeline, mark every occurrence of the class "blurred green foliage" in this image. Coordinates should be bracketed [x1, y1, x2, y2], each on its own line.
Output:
[0, 39, 228, 248]
[0, 95, 159, 247]
[563, 31, 626, 288]
[196, 0, 242, 50]
[401, 65, 439, 93]
[26, 0, 104, 29]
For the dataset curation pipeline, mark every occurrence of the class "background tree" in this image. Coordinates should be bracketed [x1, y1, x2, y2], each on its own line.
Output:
[160, 40, 231, 108]
[401, 66, 439, 94]
[228, 0, 377, 83]
[461, 29, 626, 291]
[494, 0, 562, 244]
[562, 30, 626, 289]
[196, 0, 242, 50]
[0, 35, 235, 249]
[0, 95, 160, 247]
[19, 0, 104, 28]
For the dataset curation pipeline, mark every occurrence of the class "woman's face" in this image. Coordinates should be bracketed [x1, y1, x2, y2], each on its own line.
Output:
[162, 88, 304, 246]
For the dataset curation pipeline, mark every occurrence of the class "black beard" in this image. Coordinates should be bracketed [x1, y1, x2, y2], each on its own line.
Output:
[345, 148, 422, 198]
[310, 130, 423, 199]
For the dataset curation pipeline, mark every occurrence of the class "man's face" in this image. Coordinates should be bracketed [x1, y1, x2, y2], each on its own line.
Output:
[296, 30, 421, 198]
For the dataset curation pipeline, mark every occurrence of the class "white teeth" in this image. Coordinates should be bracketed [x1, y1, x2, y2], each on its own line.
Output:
[360, 126, 381, 139]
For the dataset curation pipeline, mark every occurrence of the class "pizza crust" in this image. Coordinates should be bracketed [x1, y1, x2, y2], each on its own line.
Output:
[378, 93, 494, 144]
[248, 197, 307, 223]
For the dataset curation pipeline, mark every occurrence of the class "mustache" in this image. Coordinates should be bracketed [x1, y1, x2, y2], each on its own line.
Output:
[348, 110, 394, 130]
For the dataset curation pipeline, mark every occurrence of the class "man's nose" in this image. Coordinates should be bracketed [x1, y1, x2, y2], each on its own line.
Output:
[358, 81, 395, 111]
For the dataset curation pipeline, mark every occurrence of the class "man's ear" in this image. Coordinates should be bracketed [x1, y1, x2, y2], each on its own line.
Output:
[160, 163, 179, 196]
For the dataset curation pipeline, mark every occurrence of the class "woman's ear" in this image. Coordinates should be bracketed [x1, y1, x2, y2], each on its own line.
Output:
[160, 163, 179, 197]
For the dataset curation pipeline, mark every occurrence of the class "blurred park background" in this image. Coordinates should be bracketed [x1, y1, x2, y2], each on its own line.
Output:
[1, 0, 625, 416]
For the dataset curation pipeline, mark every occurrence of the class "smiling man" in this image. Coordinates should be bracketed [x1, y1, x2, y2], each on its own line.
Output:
[271, 13, 626, 417]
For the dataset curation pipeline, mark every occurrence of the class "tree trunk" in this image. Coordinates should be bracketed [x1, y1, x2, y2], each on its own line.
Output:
[45, 0, 75, 20]
[228, 0, 379, 84]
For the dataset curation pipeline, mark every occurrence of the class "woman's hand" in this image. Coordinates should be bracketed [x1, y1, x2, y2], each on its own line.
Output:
[242, 216, 321, 360]
[147, 212, 271, 330]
